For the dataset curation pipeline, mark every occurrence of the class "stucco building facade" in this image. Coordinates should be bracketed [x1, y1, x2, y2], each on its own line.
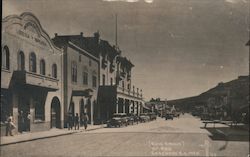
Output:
[1, 12, 64, 136]
[52, 33, 99, 125]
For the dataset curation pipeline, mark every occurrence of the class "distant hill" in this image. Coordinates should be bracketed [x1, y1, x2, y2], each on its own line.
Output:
[167, 76, 249, 112]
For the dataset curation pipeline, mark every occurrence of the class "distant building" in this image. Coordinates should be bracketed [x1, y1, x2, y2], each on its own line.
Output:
[1, 12, 63, 135]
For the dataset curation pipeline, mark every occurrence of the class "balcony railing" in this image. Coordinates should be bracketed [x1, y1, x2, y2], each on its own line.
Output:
[116, 86, 142, 100]
[102, 59, 108, 69]
[13, 70, 59, 91]
[120, 71, 126, 77]
[110, 63, 115, 73]
[127, 73, 131, 81]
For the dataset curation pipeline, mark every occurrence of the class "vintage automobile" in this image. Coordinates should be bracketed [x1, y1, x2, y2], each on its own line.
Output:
[139, 113, 150, 122]
[126, 115, 134, 125]
[127, 113, 140, 124]
[165, 113, 174, 120]
[107, 113, 128, 127]
[173, 112, 180, 118]
[148, 113, 157, 120]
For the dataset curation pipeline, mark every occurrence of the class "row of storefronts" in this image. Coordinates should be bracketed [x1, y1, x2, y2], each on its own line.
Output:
[1, 12, 144, 135]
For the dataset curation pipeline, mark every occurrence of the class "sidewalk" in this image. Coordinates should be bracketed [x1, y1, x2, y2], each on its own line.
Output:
[0, 124, 104, 146]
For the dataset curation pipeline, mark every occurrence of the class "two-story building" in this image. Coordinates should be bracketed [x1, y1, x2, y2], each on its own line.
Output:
[1, 12, 63, 136]
[52, 33, 99, 126]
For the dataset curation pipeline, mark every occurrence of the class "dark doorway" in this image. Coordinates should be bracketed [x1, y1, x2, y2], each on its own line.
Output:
[18, 94, 30, 132]
[51, 97, 61, 128]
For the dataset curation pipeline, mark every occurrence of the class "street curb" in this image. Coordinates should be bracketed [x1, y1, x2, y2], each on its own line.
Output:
[0, 126, 104, 146]
[0, 131, 76, 146]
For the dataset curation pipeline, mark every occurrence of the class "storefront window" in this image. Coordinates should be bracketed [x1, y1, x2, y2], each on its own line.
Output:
[34, 100, 45, 121]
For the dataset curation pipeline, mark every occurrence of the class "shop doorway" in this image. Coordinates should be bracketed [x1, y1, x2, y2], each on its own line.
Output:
[18, 95, 30, 133]
[51, 97, 61, 128]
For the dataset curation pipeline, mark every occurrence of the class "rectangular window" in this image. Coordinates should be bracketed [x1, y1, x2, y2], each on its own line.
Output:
[92, 75, 97, 87]
[72, 62, 77, 83]
[83, 72, 88, 85]
[102, 74, 105, 86]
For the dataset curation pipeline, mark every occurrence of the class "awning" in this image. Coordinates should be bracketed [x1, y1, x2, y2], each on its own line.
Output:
[72, 88, 93, 97]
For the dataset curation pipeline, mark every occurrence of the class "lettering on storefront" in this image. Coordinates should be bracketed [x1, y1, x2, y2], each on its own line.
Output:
[16, 29, 47, 47]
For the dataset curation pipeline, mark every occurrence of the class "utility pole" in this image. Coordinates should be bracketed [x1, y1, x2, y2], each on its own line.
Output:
[115, 13, 118, 48]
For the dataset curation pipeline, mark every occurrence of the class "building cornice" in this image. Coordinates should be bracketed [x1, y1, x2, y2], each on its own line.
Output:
[68, 41, 99, 62]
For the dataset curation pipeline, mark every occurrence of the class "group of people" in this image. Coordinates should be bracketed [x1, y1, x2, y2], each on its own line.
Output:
[5, 110, 31, 136]
[18, 110, 31, 133]
[67, 113, 89, 131]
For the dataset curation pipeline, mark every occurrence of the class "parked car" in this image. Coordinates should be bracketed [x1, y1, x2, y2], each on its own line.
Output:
[107, 113, 128, 127]
[126, 115, 135, 125]
[139, 113, 150, 122]
[148, 113, 157, 120]
[127, 113, 140, 124]
[173, 112, 180, 118]
[165, 113, 174, 120]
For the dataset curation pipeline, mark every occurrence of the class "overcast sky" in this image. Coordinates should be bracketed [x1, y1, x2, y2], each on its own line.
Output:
[3, 0, 249, 101]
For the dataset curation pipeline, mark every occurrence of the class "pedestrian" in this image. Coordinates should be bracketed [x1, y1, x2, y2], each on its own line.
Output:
[67, 113, 73, 130]
[27, 112, 31, 131]
[18, 110, 25, 133]
[74, 113, 79, 130]
[82, 113, 89, 131]
[6, 114, 15, 136]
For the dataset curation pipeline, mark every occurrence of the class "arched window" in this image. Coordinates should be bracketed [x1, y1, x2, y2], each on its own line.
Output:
[29, 52, 36, 72]
[2, 46, 10, 70]
[72, 61, 77, 82]
[52, 64, 57, 78]
[18, 51, 25, 70]
[40, 59, 46, 75]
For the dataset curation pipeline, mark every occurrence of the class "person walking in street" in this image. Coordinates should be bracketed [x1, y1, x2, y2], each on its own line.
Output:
[82, 113, 89, 131]
[74, 113, 79, 130]
[6, 114, 15, 136]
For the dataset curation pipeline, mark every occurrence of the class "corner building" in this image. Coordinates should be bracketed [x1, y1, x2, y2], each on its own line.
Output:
[1, 13, 63, 136]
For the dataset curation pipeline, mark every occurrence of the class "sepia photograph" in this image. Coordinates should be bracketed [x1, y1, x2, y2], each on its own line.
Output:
[1, 0, 249, 156]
